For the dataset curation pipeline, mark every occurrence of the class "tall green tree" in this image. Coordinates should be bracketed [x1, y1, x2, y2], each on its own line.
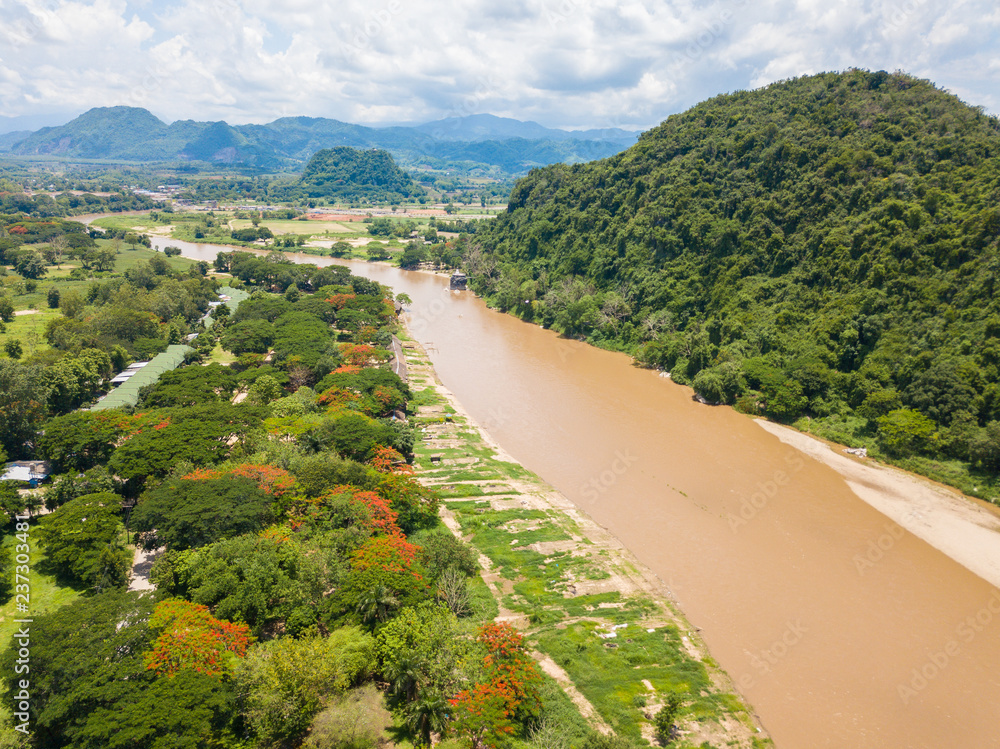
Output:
[131, 477, 273, 551]
[0, 360, 49, 458]
[36, 491, 130, 588]
[235, 628, 375, 746]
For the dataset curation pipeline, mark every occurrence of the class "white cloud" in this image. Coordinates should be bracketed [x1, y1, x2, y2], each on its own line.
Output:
[0, 0, 998, 129]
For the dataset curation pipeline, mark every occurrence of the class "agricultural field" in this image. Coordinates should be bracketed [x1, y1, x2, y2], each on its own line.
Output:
[90, 208, 480, 269]
[1, 241, 198, 358]
[229, 218, 355, 235]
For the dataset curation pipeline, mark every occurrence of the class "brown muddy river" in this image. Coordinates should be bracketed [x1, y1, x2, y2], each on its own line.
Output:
[153, 236, 1000, 748]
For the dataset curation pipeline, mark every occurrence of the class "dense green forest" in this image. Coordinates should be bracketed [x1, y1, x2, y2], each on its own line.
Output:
[295, 147, 425, 202]
[469, 70, 1000, 499]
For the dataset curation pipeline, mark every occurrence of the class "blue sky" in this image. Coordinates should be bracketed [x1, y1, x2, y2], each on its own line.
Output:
[1, 0, 998, 132]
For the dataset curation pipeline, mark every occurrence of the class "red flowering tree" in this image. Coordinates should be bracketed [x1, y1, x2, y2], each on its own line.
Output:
[372, 385, 405, 413]
[331, 364, 362, 376]
[332, 535, 431, 626]
[448, 682, 515, 749]
[478, 623, 542, 722]
[377, 472, 439, 534]
[351, 535, 422, 578]
[370, 444, 412, 474]
[144, 600, 253, 678]
[448, 623, 542, 746]
[341, 343, 386, 367]
[327, 293, 357, 310]
[349, 488, 402, 536]
[354, 324, 380, 344]
[317, 386, 362, 412]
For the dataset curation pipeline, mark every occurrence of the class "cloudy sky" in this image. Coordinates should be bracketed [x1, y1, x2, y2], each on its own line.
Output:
[1, 0, 998, 133]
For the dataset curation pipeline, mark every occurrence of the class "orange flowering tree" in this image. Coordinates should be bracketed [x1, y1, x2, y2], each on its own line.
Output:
[377, 472, 439, 534]
[329, 535, 431, 627]
[371, 385, 405, 412]
[330, 364, 362, 376]
[317, 386, 362, 412]
[327, 292, 357, 310]
[370, 444, 412, 474]
[478, 623, 542, 722]
[38, 409, 167, 472]
[144, 600, 253, 678]
[182, 463, 296, 497]
[448, 682, 515, 749]
[355, 324, 380, 344]
[350, 535, 422, 578]
[448, 623, 542, 746]
[348, 487, 403, 536]
[341, 343, 389, 367]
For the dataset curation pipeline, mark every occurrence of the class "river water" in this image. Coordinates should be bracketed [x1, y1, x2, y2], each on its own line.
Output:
[143, 235, 1000, 747]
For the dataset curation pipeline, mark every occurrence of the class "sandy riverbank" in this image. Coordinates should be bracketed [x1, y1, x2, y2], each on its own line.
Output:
[756, 420, 1000, 589]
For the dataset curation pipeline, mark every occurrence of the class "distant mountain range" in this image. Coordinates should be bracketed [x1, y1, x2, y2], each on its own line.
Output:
[0, 107, 639, 176]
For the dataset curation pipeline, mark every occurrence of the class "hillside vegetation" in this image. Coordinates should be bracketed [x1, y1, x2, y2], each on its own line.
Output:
[470, 70, 1000, 498]
[296, 147, 424, 202]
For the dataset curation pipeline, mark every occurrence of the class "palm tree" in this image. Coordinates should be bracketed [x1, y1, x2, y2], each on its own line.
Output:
[409, 691, 450, 747]
[355, 584, 399, 626]
[383, 651, 421, 703]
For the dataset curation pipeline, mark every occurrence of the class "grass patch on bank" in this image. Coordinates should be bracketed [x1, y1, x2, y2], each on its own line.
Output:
[536, 622, 722, 740]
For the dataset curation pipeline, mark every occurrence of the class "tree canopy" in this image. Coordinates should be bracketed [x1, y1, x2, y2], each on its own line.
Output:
[36, 491, 130, 588]
[131, 476, 274, 550]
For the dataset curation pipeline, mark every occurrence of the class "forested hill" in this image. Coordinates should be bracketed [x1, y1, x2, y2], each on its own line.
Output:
[471, 70, 1000, 491]
[296, 147, 424, 201]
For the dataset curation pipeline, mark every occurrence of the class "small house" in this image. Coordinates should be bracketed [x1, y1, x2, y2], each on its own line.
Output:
[1, 461, 53, 488]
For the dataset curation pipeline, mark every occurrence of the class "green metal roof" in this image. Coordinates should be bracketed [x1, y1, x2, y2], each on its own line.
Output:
[90, 345, 192, 411]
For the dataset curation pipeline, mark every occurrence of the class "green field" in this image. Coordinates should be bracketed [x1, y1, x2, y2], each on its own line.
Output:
[1, 241, 197, 358]
[230, 218, 355, 235]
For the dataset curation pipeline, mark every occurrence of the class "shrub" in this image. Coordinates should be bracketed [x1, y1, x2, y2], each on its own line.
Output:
[238, 629, 376, 746]
[877, 408, 937, 456]
[305, 683, 390, 749]
[653, 693, 683, 745]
